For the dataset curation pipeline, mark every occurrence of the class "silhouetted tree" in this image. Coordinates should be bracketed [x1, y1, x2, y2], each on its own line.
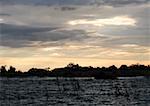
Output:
[108, 65, 117, 72]
[119, 65, 128, 71]
[8, 66, 16, 73]
[0, 63, 150, 78]
[67, 63, 75, 68]
[0, 65, 7, 73]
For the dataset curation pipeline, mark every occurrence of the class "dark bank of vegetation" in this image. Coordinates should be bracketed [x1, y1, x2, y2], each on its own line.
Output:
[0, 63, 150, 79]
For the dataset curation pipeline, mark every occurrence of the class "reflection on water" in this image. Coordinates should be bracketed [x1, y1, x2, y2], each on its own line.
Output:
[0, 77, 150, 106]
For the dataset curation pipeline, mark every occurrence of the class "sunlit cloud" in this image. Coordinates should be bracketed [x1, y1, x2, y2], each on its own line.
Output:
[50, 53, 62, 56]
[68, 15, 136, 27]
[0, 18, 4, 23]
[42, 47, 62, 51]
[120, 44, 150, 53]
[121, 44, 139, 47]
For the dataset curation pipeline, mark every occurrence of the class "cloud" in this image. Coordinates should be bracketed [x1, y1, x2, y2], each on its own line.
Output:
[68, 15, 136, 26]
[92, 0, 150, 7]
[0, 0, 87, 6]
[54, 6, 77, 11]
[0, 13, 11, 16]
[0, 18, 4, 23]
[0, 23, 88, 48]
[103, 36, 149, 47]
[0, 0, 149, 6]
[0, 23, 58, 34]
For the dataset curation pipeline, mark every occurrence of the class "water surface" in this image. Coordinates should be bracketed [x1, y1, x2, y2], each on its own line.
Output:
[0, 77, 150, 106]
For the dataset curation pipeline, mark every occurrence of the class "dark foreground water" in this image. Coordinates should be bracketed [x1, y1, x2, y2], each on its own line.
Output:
[0, 77, 150, 106]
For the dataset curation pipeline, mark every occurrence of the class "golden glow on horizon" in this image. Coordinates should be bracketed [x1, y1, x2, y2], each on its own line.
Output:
[0, 43, 149, 72]
[0, 57, 149, 72]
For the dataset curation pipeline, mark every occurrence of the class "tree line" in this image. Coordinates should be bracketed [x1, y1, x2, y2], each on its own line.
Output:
[0, 63, 150, 78]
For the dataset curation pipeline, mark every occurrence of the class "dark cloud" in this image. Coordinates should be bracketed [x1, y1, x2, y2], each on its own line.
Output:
[0, 23, 88, 48]
[0, 0, 149, 6]
[102, 36, 150, 47]
[54, 6, 77, 11]
[0, 40, 31, 48]
[93, 0, 149, 6]
[98, 25, 149, 37]
[0, 23, 58, 34]
[0, 13, 11, 16]
[0, 0, 89, 6]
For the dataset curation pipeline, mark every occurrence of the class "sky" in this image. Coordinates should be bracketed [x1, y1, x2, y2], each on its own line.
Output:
[0, 0, 150, 71]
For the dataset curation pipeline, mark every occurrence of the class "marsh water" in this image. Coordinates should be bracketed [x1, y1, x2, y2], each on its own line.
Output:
[0, 77, 150, 106]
